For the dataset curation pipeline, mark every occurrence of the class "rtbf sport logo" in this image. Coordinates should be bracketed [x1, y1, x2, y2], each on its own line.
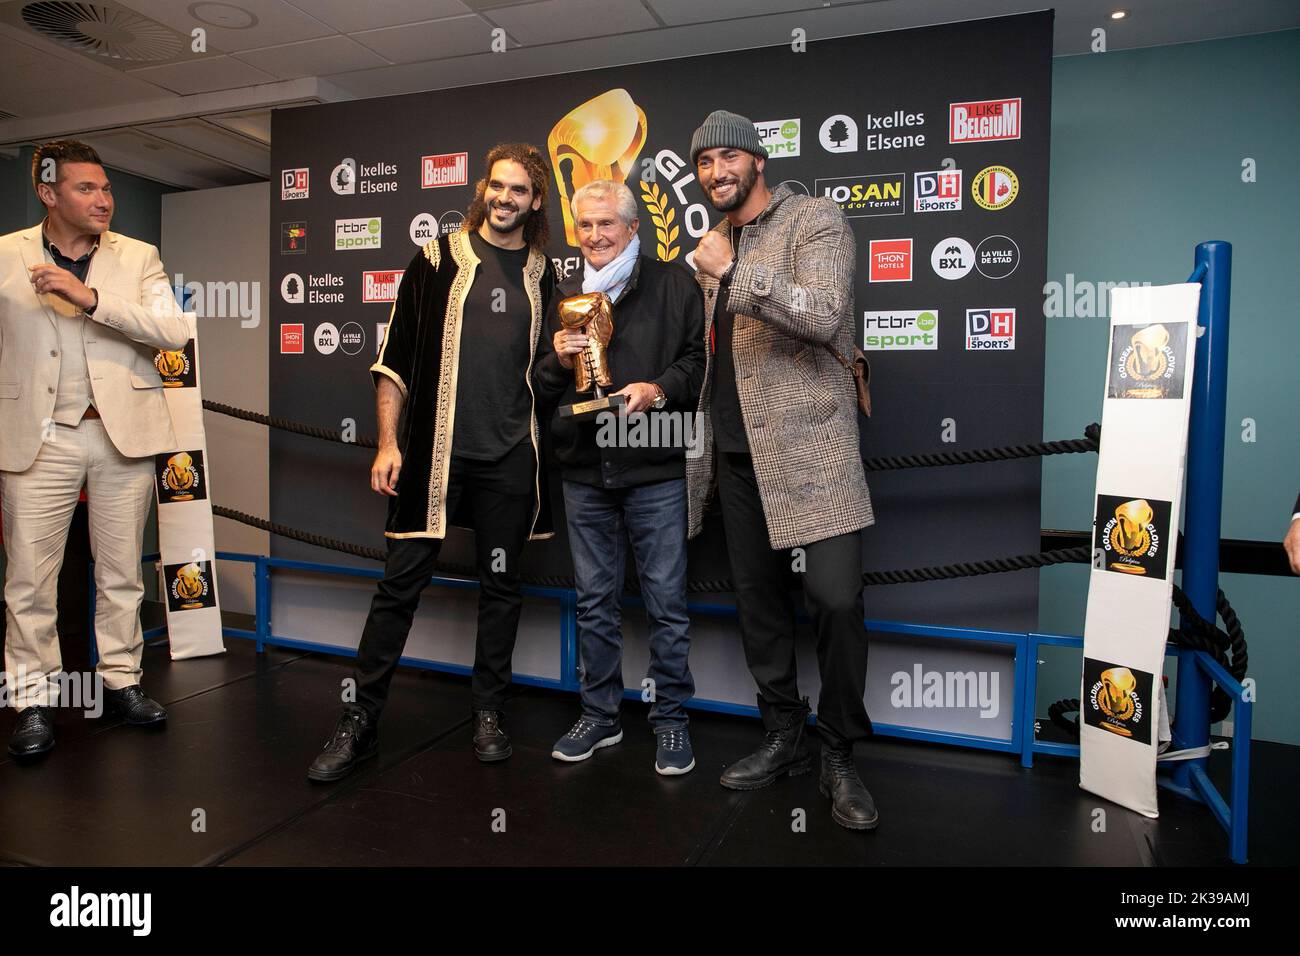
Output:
[914, 169, 962, 212]
[281, 168, 309, 200]
[966, 308, 1016, 350]
[422, 153, 468, 188]
[949, 98, 1021, 144]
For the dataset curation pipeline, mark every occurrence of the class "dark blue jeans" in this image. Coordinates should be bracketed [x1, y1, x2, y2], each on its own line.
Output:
[563, 477, 693, 731]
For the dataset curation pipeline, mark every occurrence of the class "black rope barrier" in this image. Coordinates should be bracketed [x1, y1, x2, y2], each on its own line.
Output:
[202, 399, 1099, 471]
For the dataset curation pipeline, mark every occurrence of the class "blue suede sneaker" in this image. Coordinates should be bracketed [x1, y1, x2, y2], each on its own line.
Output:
[551, 716, 623, 762]
[655, 726, 695, 776]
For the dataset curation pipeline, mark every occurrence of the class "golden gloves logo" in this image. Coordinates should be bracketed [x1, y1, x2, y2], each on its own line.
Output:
[154, 450, 206, 504]
[1095, 494, 1171, 579]
[154, 340, 196, 388]
[1107, 321, 1187, 399]
[165, 561, 216, 612]
[548, 88, 647, 247]
[1083, 658, 1152, 744]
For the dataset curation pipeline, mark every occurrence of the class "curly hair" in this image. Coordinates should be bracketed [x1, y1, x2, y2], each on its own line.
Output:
[463, 142, 550, 251]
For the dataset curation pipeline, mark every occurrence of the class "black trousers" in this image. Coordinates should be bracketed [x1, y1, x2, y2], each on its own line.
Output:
[716, 451, 872, 748]
[353, 440, 536, 719]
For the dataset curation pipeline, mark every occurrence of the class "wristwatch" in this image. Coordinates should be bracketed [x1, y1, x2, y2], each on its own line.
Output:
[651, 384, 667, 409]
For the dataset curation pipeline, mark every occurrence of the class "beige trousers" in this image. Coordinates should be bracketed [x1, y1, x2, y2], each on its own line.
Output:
[2, 419, 154, 709]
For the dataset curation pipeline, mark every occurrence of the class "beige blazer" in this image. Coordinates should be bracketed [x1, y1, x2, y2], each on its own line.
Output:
[0, 225, 190, 472]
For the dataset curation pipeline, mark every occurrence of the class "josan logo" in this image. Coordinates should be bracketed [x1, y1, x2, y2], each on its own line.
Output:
[863, 310, 938, 351]
[972, 165, 1019, 210]
[815, 174, 905, 218]
[335, 217, 382, 251]
[914, 169, 962, 212]
[931, 237, 974, 280]
[965, 308, 1016, 350]
[755, 118, 800, 158]
[280, 167, 308, 200]
[818, 114, 858, 153]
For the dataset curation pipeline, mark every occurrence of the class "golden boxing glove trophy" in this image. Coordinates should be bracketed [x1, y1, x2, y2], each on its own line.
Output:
[557, 291, 627, 420]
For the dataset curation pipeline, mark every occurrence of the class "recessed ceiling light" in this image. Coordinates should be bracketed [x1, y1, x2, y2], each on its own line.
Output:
[1110, 9, 1129, 20]
[188, 3, 258, 30]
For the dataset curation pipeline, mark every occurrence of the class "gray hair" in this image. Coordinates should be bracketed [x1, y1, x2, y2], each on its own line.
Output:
[571, 179, 638, 227]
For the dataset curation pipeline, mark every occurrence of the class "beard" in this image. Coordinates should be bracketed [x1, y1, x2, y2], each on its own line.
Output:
[705, 157, 759, 212]
[486, 199, 532, 235]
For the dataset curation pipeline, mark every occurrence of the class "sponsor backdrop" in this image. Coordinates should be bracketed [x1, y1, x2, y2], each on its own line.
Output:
[1079, 284, 1199, 817]
[267, 13, 1052, 721]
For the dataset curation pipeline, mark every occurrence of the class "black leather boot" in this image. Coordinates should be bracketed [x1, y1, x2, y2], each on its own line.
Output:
[719, 705, 811, 790]
[8, 706, 55, 757]
[104, 685, 167, 725]
[307, 707, 378, 782]
[819, 744, 879, 831]
[472, 710, 511, 762]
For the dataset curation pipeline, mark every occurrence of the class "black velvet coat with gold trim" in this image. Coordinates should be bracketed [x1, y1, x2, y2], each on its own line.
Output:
[370, 229, 557, 540]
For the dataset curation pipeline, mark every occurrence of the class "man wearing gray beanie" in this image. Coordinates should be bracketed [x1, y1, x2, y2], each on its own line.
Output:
[685, 109, 879, 831]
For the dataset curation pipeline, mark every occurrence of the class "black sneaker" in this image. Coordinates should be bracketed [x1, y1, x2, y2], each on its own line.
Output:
[307, 707, 377, 782]
[472, 710, 512, 762]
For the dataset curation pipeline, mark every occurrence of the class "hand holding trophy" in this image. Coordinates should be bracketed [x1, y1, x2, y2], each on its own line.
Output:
[557, 291, 627, 419]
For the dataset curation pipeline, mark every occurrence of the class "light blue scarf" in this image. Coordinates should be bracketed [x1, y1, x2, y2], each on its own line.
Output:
[581, 234, 640, 302]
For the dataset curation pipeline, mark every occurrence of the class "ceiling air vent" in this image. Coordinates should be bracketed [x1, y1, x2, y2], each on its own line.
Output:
[20, 1, 185, 62]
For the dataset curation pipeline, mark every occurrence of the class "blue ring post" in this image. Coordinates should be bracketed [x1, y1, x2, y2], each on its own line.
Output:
[1171, 241, 1231, 790]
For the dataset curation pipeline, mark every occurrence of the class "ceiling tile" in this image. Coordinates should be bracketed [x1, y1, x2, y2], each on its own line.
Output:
[286, 0, 471, 33]
[489, 0, 658, 45]
[351, 14, 496, 63]
[234, 33, 388, 78]
[124, 55, 280, 95]
[207, 109, 273, 144]
[644, 0, 822, 28]
[119, 0, 334, 52]
[140, 118, 270, 174]
[81, 128, 257, 188]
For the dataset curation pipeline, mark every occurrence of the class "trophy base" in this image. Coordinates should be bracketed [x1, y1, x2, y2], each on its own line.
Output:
[559, 393, 627, 421]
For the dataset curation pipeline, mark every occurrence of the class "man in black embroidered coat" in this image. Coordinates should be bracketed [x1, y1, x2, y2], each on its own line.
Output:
[308, 144, 557, 780]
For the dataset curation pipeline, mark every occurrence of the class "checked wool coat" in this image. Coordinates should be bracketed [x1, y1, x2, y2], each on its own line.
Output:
[686, 184, 874, 550]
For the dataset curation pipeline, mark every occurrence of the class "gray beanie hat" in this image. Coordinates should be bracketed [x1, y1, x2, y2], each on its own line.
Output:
[690, 109, 767, 165]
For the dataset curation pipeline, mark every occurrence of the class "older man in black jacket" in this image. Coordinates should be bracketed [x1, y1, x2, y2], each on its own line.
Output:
[534, 179, 706, 775]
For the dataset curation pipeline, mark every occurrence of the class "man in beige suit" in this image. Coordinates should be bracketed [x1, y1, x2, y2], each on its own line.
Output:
[0, 141, 189, 758]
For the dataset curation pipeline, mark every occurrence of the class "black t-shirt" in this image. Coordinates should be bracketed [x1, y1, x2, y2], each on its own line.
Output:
[711, 221, 752, 453]
[453, 232, 533, 460]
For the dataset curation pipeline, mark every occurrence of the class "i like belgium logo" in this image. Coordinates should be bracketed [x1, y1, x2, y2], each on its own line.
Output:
[165, 561, 216, 612]
[154, 450, 206, 504]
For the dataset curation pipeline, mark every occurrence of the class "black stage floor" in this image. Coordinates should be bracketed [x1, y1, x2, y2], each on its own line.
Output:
[0, 637, 1291, 868]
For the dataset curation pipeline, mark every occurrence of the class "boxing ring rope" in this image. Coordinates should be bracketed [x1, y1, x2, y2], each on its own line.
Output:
[120, 242, 1251, 860]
